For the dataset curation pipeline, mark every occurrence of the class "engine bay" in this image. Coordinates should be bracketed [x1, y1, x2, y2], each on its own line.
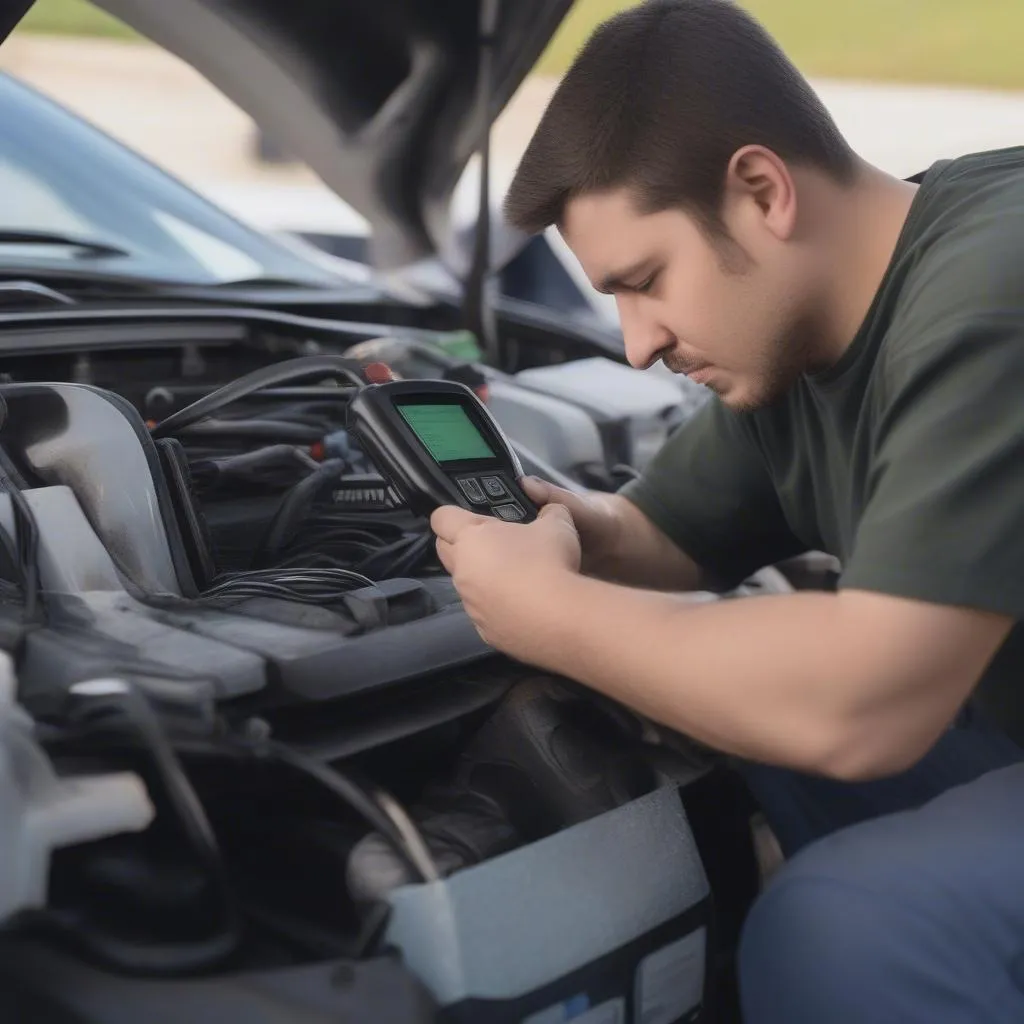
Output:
[0, 311, 762, 1022]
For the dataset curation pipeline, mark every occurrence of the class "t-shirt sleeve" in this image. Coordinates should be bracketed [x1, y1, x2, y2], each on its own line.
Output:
[619, 397, 806, 585]
[841, 314, 1024, 619]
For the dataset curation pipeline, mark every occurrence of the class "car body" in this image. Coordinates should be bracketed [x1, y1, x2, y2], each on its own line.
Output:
[0, 3, 780, 1022]
[0, 56, 710, 480]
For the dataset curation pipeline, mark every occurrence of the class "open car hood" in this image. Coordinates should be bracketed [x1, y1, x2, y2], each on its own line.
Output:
[85, 0, 573, 271]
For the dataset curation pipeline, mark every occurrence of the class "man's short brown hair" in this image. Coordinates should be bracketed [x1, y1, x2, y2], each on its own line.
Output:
[504, 0, 856, 236]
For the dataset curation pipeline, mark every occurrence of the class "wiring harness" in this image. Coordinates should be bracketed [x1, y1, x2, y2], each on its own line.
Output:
[149, 355, 439, 592]
[198, 566, 375, 605]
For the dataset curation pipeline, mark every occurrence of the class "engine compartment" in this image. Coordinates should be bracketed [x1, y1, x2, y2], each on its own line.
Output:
[0, 315, 758, 1022]
[0, 333, 439, 580]
[0, 328, 509, 710]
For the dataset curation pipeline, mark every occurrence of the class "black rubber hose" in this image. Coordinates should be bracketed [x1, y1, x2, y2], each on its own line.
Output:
[149, 355, 365, 439]
[175, 418, 326, 443]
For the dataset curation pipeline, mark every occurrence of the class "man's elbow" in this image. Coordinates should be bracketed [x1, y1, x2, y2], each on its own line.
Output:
[808, 593, 1010, 780]
[808, 719, 946, 783]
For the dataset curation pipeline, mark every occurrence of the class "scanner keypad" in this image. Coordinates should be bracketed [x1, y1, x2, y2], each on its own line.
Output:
[456, 473, 526, 521]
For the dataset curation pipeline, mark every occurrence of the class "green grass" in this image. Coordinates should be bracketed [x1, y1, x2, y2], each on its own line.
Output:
[17, 0, 1024, 92]
[536, 0, 1024, 91]
[19, 0, 137, 40]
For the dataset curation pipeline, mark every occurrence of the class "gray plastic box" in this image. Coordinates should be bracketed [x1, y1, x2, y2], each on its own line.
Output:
[384, 785, 711, 1023]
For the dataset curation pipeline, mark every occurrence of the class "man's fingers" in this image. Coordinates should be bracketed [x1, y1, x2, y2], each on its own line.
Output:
[435, 537, 455, 574]
[538, 502, 577, 530]
[521, 476, 552, 505]
[525, 478, 588, 522]
[430, 504, 485, 543]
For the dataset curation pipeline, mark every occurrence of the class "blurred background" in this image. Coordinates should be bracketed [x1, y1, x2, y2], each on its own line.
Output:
[3, 0, 1022, 258]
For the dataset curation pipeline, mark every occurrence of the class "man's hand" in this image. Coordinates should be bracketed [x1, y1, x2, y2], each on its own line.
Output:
[522, 477, 704, 590]
[521, 478, 623, 571]
[430, 502, 581, 656]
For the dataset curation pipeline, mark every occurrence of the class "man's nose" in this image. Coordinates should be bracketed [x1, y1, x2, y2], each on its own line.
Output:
[617, 298, 670, 370]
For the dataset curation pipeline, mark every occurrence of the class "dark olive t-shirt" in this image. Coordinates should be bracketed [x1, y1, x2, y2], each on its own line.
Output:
[621, 147, 1024, 744]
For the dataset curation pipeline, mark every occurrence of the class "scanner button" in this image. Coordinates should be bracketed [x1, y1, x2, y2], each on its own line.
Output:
[493, 502, 526, 522]
[481, 475, 509, 499]
[457, 477, 487, 504]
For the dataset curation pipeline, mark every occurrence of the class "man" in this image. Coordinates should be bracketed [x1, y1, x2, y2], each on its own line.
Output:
[430, 0, 1024, 1020]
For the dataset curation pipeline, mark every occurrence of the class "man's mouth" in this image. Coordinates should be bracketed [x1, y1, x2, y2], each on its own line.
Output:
[664, 356, 713, 383]
[684, 366, 715, 386]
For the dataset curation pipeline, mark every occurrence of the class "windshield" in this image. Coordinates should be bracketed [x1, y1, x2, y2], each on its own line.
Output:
[0, 72, 347, 287]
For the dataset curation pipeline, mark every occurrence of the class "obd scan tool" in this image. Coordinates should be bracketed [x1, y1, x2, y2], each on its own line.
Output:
[347, 380, 538, 522]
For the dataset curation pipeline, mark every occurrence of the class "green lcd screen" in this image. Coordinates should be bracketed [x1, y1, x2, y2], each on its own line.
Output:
[398, 402, 497, 463]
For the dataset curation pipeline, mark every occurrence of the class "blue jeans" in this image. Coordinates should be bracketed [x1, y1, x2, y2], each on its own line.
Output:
[736, 713, 1024, 1023]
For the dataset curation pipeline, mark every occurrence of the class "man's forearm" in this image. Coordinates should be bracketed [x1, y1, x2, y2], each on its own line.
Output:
[520, 573, 1003, 779]
[585, 495, 705, 591]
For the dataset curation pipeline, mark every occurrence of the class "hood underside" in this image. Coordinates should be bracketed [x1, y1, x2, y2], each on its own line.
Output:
[86, 0, 573, 271]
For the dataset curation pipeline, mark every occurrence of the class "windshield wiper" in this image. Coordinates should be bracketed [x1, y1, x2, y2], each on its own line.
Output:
[207, 276, 328, 290]
[0, 230, 131, 259]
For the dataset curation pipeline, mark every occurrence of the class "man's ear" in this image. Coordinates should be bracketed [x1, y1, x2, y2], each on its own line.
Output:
[723, 145, 798, 242]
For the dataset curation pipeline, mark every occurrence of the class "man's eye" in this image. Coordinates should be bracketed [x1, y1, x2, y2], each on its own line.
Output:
[634, 273, 657, 294]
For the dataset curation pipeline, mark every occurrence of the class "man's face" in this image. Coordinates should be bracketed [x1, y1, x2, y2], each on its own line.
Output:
[560, 187, 813, 410]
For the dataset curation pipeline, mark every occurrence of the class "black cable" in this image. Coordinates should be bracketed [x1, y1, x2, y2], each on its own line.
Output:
[247, 401, 345, 430]
[270, 512, 433, 580]
[200, 566, 375, 605]
[0, 472, 41, 623]
[0, 517, 24, 603]
[288, 517, 406, 546]
[190, 444, 318, 493]
[35, 680, 241, 975]
[0, 514, 19, 569]
[355, 532, 434, 580]
[150, 355, 365, 439]
[20, 909, 239, 977]
[254, 739, 438, 885]
[176, 418, 326, 443]
[29, 712, 436, 965]
[201, 583, 360, 605]
[277, 528, 400, 567]
[65, 681, 227, 887]
[152, 727, 438, 887]
[381, 532, 436, 578]
[263, 503, 438, 579]
[198, 443, 318, 474]
[252, 458, 346, 567]
[0, 395, 41, 622]
[150, 729, 438, 888]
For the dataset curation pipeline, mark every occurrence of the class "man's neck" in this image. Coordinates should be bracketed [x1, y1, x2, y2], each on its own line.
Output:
[807, 161, 920, 371]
